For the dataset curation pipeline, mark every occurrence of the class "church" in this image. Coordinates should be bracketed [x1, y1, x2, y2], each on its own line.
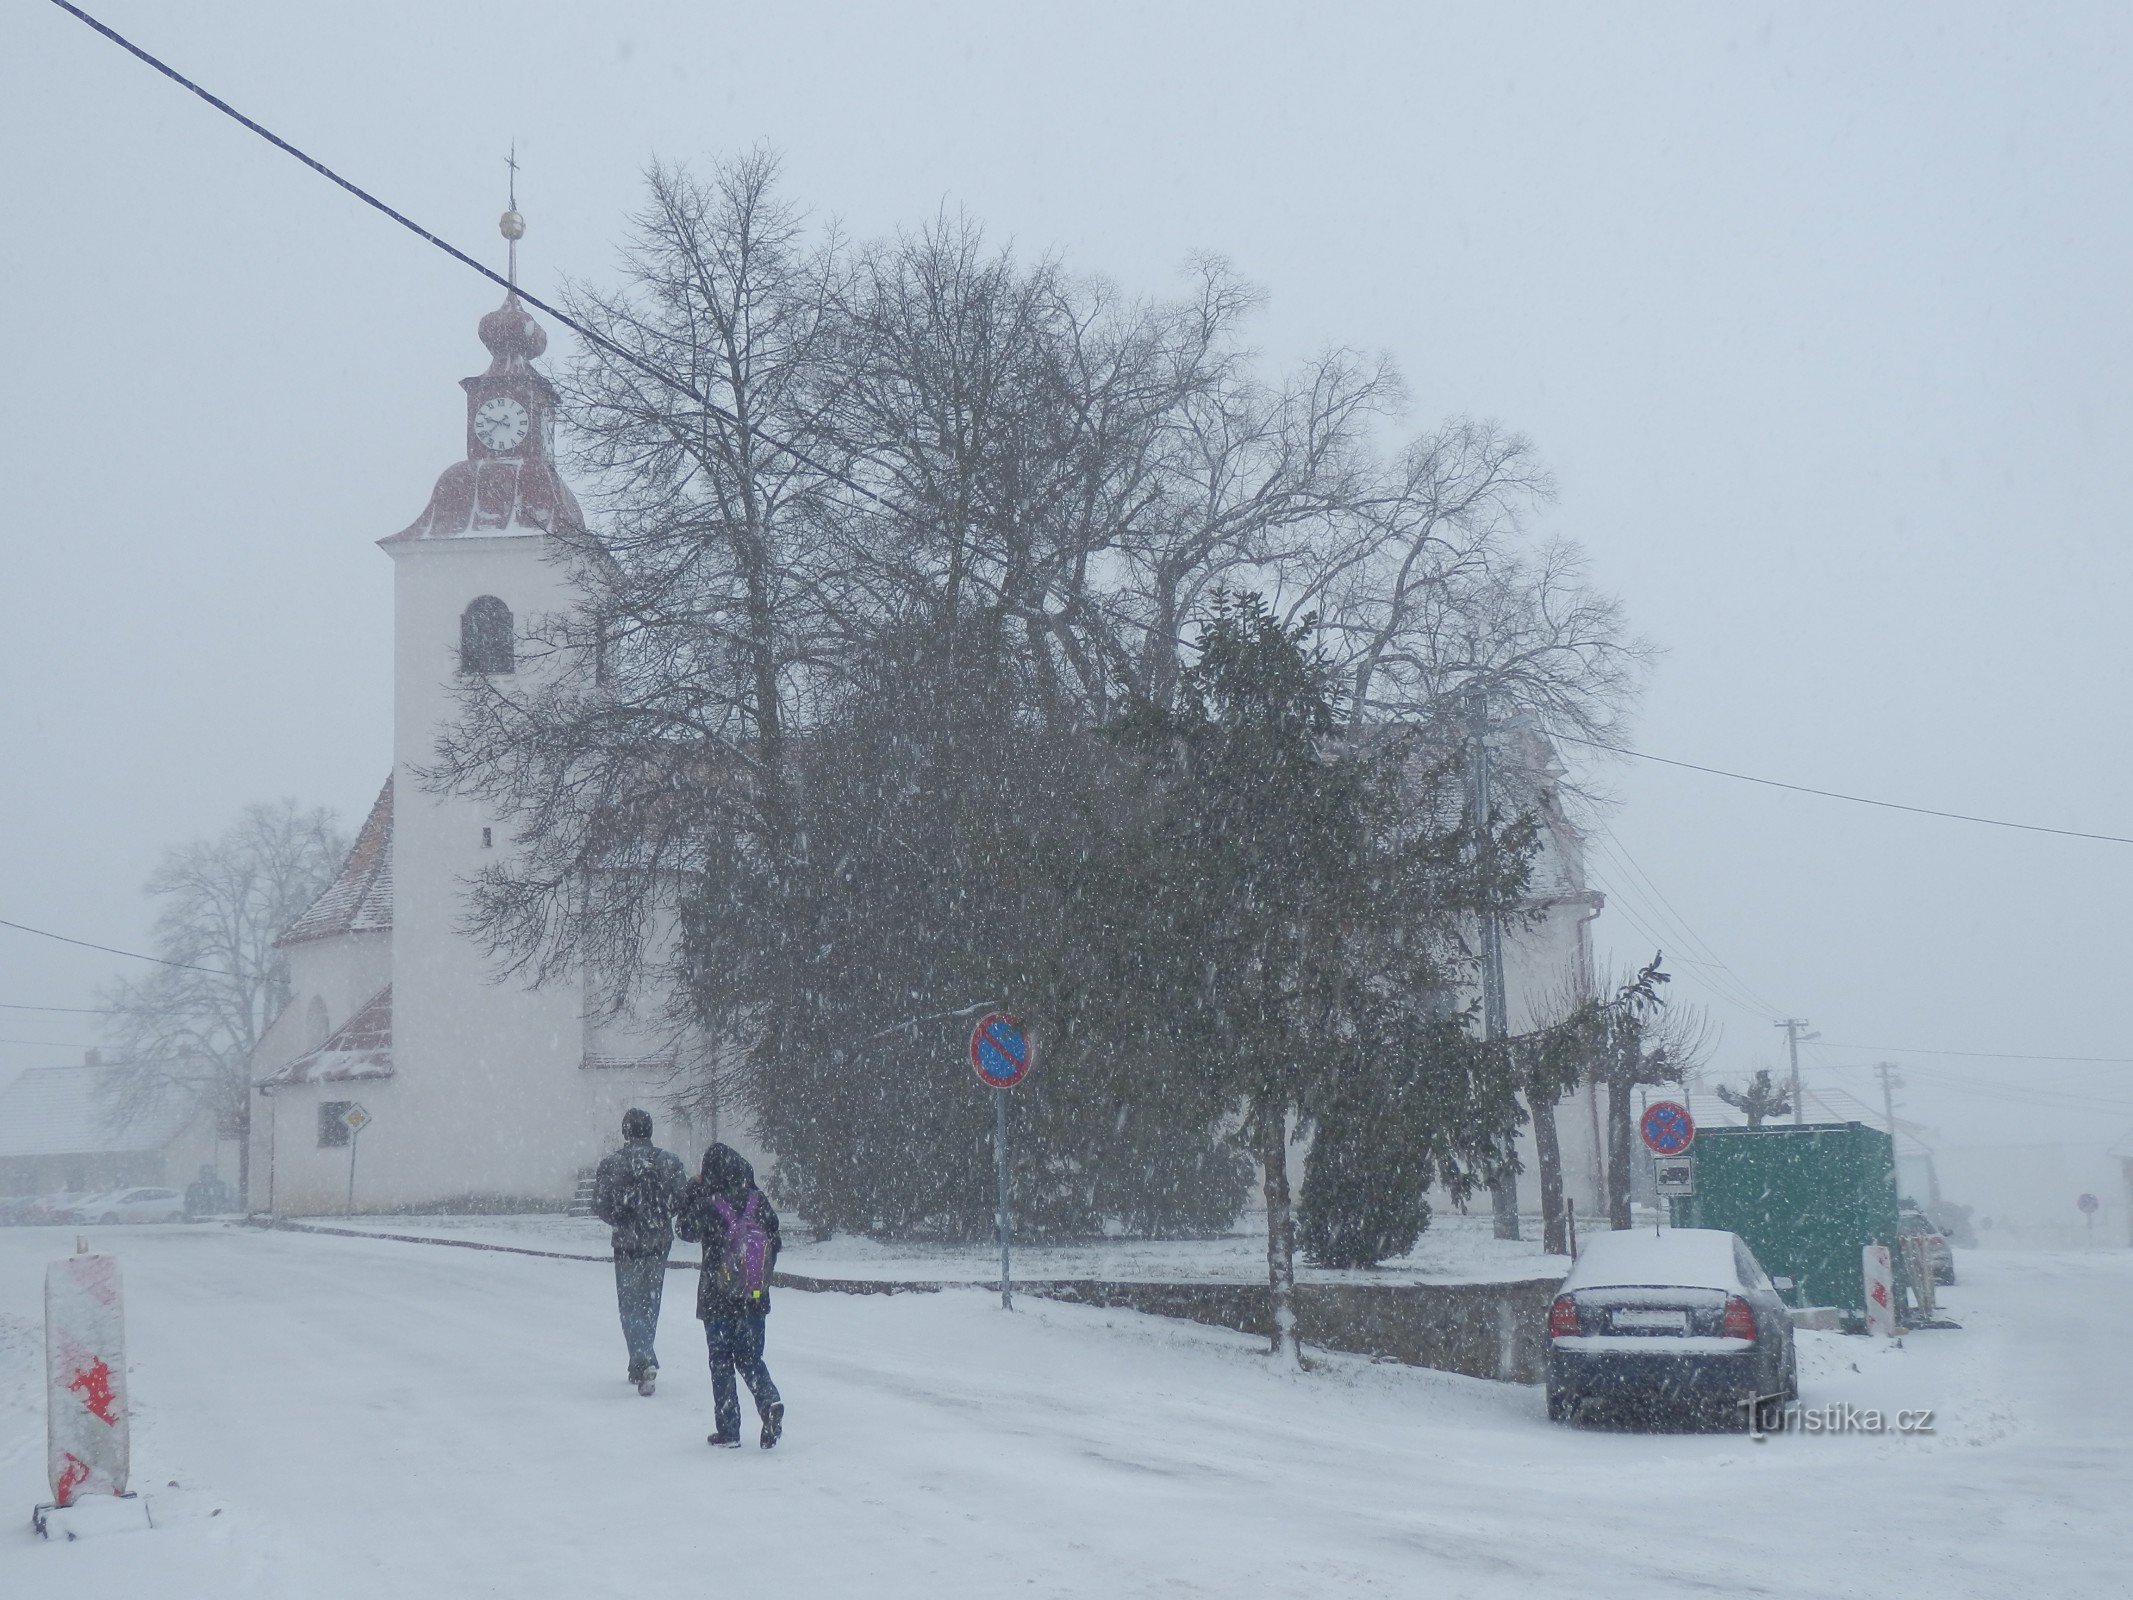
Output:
[245, 231, 1611, 1231]
[245, 272, 712, 1216]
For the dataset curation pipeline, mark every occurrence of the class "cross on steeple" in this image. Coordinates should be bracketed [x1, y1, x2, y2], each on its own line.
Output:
[501, 143, 524, 288]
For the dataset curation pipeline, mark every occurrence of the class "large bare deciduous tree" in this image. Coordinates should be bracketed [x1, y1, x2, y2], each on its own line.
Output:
[425, 151, 1652, 1253]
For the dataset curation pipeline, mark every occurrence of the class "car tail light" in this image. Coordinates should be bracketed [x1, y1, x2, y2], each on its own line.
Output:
[1720, 1296, 1757, 1340]
[1548, 1294, 1579, 1338]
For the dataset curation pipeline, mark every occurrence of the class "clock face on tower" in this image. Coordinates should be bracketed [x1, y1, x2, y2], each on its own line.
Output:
[473, 396, 531, 452]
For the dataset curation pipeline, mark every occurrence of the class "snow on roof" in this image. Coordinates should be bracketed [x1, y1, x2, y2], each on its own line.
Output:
[1561, 1227, 1744, 1294]
[262, 987, 394, 1087]
[0, 1063, 200, 1157]
[278, 779, 393, 947]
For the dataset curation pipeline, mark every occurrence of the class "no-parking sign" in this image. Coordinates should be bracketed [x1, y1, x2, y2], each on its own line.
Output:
[1640, 1100, 1695, 1157]
[969, 1014, 1033, 1089]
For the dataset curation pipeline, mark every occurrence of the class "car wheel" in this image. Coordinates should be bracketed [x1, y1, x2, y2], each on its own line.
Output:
[1546, 1387, 1577, 1425]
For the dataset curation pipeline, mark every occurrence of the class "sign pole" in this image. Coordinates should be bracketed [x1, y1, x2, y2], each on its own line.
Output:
[346, 1123, 363, 1217]
[969, 1013, 1033, 1313]
[341, 1103, 372, 1218]
[995, 1086, 1012, 1312]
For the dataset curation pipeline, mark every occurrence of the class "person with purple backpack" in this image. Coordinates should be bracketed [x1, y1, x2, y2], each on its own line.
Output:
[676, 1142, 785, 1449]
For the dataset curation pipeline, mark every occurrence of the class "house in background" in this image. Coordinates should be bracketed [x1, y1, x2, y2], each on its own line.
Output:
[0, 1055, 225, 1198]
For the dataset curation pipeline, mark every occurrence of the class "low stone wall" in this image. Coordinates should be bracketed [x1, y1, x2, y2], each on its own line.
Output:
[256, 1219, 1558, 1382]
[1029, 1278, 1560, 1384]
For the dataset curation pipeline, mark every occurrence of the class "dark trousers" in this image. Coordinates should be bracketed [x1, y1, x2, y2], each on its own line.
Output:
[704, 1312, 780, 1438]
[614, 1253, 667, 1371]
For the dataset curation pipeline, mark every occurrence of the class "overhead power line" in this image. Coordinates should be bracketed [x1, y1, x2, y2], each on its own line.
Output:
[1557, 733, 2133, 847]
[0, 1001, 118, 1014]
[44, 0, 873, 508]
[48, 2, 2133, 865]
[0, 916, 224, 976]
[1810, 1039, 2133, 1066]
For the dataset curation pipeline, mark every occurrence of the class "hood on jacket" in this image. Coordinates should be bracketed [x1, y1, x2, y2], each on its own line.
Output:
[699, 1141, 755, 1198]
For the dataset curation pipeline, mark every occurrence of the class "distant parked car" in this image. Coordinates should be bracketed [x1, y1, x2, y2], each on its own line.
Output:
[1899, 1208, 1955, 1286]
[23, 1190, 93, 1225]
[1547, 1227, 1798, 1430]
[0, 1195, 40, 1225]
[66, 1186, 186, 1226]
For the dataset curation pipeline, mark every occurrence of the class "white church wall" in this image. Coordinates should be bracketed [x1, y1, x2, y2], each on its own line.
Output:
[245, 928, 392, 1212]
[372, 532, 616, 1207]
[1500, 896, 1607, 1227]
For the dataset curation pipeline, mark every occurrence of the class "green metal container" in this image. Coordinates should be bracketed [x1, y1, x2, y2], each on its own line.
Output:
[1671, 1121, 1904, 1325]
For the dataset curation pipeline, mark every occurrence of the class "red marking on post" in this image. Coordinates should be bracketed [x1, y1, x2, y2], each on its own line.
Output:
[1869, 1281, 1889, 1308]
[68, 1358, 120, 1425]
[78, 1257, 120, 1308]
[54, 1453, 90, 1508]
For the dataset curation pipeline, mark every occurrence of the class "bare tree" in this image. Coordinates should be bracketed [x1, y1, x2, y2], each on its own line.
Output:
[1578, 955, 1713, 1228]
[425, 155, 1652, 1246]
[1716, 1067, 1792, 1128]
[99, 800, 348, 1196]
[1309, 417, 1653, 765]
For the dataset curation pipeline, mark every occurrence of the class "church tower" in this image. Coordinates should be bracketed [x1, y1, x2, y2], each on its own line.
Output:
[365, 210, 693, 1205]
[372, 274, 596, 1199]
[248, 210, 698, 1215]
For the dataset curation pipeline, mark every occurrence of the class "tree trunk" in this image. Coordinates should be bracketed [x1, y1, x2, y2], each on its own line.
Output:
[1253, 1093, 1301, 1366]
[1531, 1086, 1567, 1254]
[234, 1098, 251, 1206]
[1605, 1073, 1634, 1229]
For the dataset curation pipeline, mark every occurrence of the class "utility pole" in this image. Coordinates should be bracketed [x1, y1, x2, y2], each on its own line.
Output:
[1468, 684, 1519, 1241]
[1876, 1061, 1904, 1193]
[1775, 1019, 1813, 1124]
[1875, 1062, 1902, 1140]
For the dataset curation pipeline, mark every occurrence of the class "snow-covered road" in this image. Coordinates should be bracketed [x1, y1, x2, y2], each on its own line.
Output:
[2, 1226, 2125, 1598]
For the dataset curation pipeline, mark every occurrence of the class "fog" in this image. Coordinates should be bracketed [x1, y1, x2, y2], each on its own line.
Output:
[4, 1, 2129, 1237]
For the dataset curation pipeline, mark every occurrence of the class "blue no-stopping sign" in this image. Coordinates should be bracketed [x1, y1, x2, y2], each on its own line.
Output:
[969, 1013, 1033, 1089]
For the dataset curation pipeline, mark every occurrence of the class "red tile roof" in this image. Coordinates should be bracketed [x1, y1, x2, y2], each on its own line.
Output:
[278, 779, 393, 947]
[262, 986, 393, 1086]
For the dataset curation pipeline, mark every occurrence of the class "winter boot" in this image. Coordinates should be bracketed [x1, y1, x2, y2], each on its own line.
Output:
[637, 1362, 658, 1397]
[626, 1357, 645, 1386]
[760, 1400, 784, 1450]
[707, 1431, 743, 1449]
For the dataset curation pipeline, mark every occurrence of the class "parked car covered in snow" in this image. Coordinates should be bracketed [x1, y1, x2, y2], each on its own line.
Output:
[21, 1190, 93, 1225]
[1547, 1226, 1797, 1429]
[64, 1185, 186, 1225]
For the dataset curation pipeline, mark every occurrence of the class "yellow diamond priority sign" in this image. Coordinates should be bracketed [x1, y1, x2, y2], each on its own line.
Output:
[342, 1104, 371, 1134]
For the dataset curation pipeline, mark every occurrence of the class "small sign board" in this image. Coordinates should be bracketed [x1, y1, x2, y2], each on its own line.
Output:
[2077, 1192, 2100, 1215]
[968, 1014, 1032, 1089]
[1639, 1100, 1695, 1157]
[1654, 1158, 1695, 1198]
[342, 1104, 372, 1134]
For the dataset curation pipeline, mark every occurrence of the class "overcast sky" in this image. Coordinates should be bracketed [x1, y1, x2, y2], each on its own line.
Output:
[5, 1, 2129, 1228]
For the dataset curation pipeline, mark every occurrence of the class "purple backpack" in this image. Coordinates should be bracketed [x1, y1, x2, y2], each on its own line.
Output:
[709, 1193, 772, 1305]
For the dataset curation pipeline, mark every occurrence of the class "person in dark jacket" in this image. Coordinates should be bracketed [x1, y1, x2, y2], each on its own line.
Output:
[676, 1142, 785, 1448]
[591, 1108, 688, 1394]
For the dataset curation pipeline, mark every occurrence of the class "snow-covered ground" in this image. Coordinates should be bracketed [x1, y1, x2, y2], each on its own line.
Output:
[276, 1207, 1566, 1284]
[2, 1225, 2126, 1598]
